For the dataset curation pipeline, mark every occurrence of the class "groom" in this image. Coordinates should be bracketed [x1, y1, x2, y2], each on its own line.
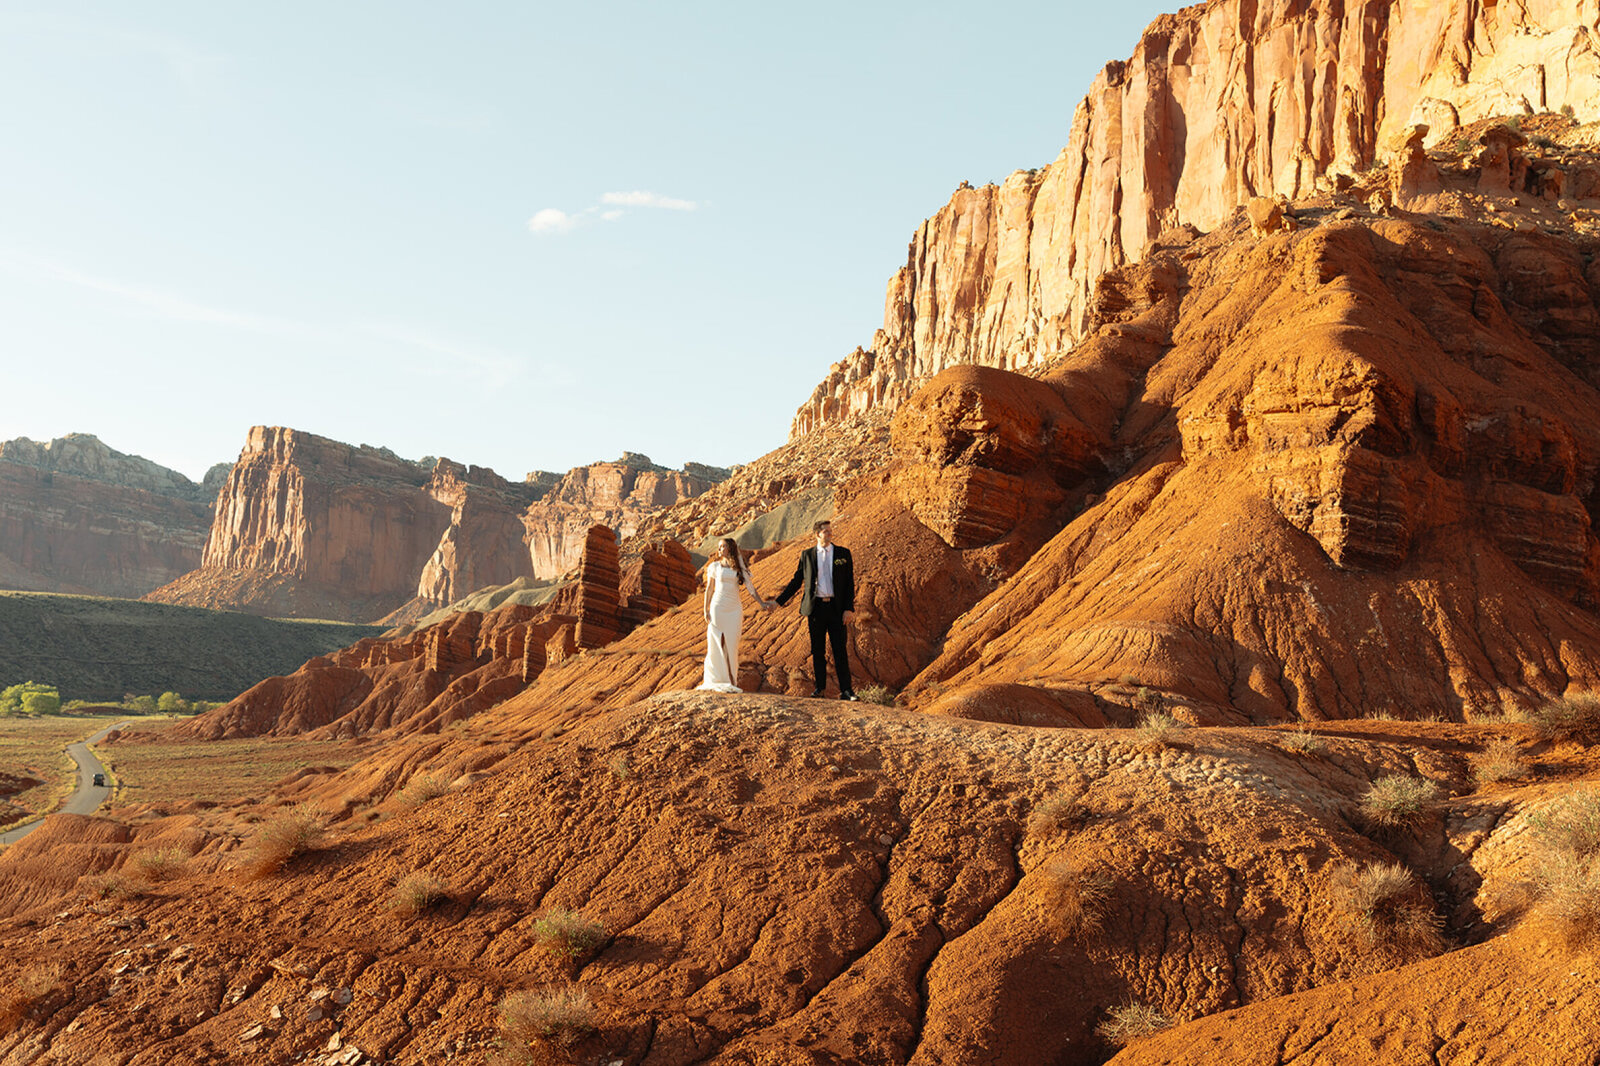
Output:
[775, 520, 857, 700]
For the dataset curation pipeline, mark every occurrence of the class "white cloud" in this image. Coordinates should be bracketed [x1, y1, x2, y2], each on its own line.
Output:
[600, 190, 697, 211]
[527, 208, 580, 234]
[600, 209, 624, 221]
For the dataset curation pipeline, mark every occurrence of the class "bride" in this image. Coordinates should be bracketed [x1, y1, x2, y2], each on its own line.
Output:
[697, 537, 773, 693]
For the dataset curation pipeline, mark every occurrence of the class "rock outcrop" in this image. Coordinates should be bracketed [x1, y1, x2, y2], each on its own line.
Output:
[793, 0, 1600, 436]
[0, 434, 215, 598]
[521, 454, 726, 578]
[170, 525, 687, 740]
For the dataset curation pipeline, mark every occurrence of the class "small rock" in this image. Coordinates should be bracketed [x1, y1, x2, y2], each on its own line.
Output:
[876, 834, 895, 846]
[1515, 217, 1538, 232]
[308, 1006, 326, 1023]
[327, 1033, 343, 1051]
[309, 988, 330, 1002]
[270, 1004, 283, 1020]
[333, 987, 353, 1005]
[241, 1023, 266, 1042]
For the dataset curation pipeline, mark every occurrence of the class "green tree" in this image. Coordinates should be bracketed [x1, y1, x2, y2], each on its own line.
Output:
[21, 690, 61, 716]
[157, 691, 188, 714]
[2, 682, 60, 716]
[126, 694, 158, 715]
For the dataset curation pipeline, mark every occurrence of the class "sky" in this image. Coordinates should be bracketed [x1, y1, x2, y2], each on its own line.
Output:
[0, 1, 1172, 484]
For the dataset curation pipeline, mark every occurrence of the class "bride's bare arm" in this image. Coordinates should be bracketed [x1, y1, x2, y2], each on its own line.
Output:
[703, 567, 714, 621]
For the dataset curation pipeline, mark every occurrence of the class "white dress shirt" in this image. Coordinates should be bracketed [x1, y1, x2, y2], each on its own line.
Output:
[816, 545, 834, 597]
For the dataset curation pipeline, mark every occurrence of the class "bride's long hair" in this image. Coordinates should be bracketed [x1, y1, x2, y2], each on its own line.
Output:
[719, 537, 746, 585]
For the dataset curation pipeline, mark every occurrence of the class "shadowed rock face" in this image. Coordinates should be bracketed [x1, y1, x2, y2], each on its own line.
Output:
[0, 434, 214, 598]
[793, 0, 1600, 437]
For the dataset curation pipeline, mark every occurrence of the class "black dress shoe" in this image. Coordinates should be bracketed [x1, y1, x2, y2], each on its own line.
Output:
[811, 689, 825, 698]
[841, 691, 859, 701]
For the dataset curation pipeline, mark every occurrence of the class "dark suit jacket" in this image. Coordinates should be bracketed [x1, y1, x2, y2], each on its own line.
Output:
[776, 545, 854, 616]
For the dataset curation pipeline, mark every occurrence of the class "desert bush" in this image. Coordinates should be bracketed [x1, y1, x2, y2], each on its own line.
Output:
[129, 846, 190, 883]
[1096, 1001, 1172, 1046]
[1563, 103, 1577, 119]
[0, 964, 64, 1035]
[856, 684, 895, 706]
[1044, 860, 1114, 935]
[243, 805, 326, 878]
[1518, 694, 1600, 744]
[1530, 790, 1600, 859]
[1357, 774, 1442, 829]
[1030, 790, 1090, 835]
[608, 754, 630, 779]
[1327, 861, 1444, 957]
[79, 871, 144, 900]
[1471, 738, 1529, 787]
[532, 909, 606, 962]
[500, 985, 599, 1048]
[390, 871, 448, 917]
[1131, 711, 1184, 751]
[1534, 852, 1600, 949]
[397, 773, 452, 808]
[1282, 728, 1323, 756]
[156, 691, 188, 713]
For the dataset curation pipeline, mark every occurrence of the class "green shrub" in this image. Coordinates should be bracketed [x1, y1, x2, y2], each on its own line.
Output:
[1282, 728, 1323, 756]
[243, 805, 326, 879]
[129, 846, 190, 883]
[1518, 694, 1600, 744]
[156, 691, 188, 713]
[856, 684, 895, 706]
[397, 773, 452, 808]
[1471, 738, 1528, 787]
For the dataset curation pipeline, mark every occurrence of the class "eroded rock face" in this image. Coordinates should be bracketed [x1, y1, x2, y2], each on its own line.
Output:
[0, 434, 213, 598]
[521, 454, 726, 579]
[905, 213, 1600, 722]
[890, 366, 1102, 549]
[793, 0, 1600, 437]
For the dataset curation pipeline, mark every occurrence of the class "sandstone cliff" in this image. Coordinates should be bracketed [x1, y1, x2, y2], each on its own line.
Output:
[793, 0, 1600, 435]
[0, 434, 214, 598]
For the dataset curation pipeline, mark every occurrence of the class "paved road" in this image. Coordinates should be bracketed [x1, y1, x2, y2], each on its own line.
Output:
[0, 721, 130, 846]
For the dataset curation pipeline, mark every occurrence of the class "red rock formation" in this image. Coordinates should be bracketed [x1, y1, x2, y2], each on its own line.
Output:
[521, 454, 726, 578]
[793, 0, 1600, 436]
[0, 434, 213, 598]
[169, 520, 678, 740]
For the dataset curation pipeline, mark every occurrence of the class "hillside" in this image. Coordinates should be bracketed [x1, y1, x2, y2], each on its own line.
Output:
[0, 592, 382, 701]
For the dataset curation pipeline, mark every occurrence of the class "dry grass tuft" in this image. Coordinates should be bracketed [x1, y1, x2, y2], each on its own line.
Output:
[1281, 728, 1323, 756]
[1517, 693, 1600, 744]
[0, 964, 64, 1035]
[1130, 712, 1185, 751]
[856, 684, 895, 706]
[1357, 774, 1442, 829]
[1531, 790, 1600, 858]
[242, 805, 327, 879]
[78, 871, 144, 900]
[389, 871, 449, 917]
[608, 754, 630, 779]
[1045, 860, 1114, 935]
[1030, 790, 1090, 835]
[1096, 1001, 1172, 1046]
[500, 985, 599, 1048]
[397, 773, 453, 808]
[1471, 738, 1529, 787]
[129, 845, 190, 883]
[532, 909, 607, 962]
[1328, 861, 1444, 957]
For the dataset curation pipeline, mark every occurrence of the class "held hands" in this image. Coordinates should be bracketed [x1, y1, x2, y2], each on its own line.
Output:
[843, 610, 856, 624]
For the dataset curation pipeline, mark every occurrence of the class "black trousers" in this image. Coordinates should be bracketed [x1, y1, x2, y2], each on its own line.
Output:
[806, 599, 852, 693]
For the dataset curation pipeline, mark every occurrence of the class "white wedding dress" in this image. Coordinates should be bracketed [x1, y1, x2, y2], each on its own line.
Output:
[698, 561, 760, 693]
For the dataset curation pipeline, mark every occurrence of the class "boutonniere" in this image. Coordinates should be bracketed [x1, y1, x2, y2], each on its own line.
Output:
[836, 558, 849, 566]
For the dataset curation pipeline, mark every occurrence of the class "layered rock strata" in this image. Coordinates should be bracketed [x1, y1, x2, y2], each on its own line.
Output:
[0, 434, 216, 598]
[793, 0, 1600, 436]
